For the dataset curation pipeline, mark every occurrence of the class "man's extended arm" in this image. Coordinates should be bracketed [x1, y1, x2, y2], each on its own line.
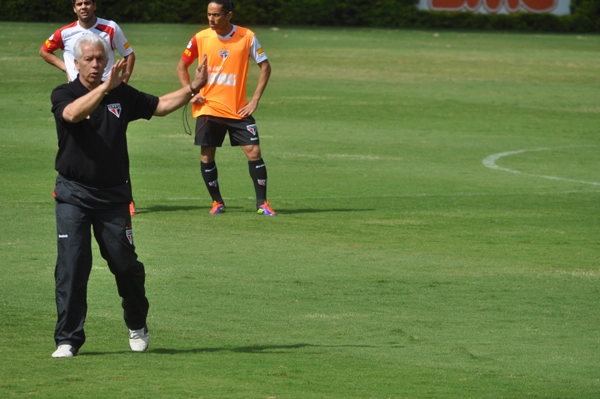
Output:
[177, 58, 207, 105]
[155, 55, 208, 116]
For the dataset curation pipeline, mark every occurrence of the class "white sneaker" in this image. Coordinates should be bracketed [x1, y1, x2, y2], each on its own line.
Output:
[52, 344, 76, 358]
[128, 326, 150, 352]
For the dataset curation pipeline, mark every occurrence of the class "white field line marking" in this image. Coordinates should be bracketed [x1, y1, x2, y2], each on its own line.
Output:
[482, 147, 600, 187]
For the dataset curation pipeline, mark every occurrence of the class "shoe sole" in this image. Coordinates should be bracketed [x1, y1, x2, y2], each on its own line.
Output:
[257, 209, 276, 216]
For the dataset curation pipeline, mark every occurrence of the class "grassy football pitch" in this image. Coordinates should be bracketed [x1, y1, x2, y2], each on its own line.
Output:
[0, 22, 599, 398]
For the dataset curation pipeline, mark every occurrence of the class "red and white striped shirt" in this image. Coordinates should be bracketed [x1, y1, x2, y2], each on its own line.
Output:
[41, 17, 133, 81]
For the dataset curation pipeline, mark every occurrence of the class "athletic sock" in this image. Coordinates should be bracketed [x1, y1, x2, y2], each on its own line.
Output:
[248, 158, 267, 208]
[200, 161, 224, 204]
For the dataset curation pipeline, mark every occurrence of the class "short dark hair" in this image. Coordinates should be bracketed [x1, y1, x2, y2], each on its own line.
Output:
[210, 0, 234, 13]
[72, 0, 96, 6]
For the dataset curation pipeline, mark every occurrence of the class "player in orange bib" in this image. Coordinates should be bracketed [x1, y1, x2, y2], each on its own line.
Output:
[177, 0, 276, 216]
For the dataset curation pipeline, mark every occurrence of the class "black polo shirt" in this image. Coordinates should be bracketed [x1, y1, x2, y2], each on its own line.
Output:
[51, 78, 159, 188]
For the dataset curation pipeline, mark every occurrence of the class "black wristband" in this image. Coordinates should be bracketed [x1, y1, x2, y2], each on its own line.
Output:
[189, 83, 199, 96]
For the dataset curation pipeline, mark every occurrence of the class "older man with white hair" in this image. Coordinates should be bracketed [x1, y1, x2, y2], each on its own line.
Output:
[50, 33, 207, 358]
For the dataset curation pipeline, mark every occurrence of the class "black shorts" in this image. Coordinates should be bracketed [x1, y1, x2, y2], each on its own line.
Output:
[194, 115, 260, 147]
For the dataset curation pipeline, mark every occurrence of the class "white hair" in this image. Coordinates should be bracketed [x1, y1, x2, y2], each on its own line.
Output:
[73, 33, 111, 62]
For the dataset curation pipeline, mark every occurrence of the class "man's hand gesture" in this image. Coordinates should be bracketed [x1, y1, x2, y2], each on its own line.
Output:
[104, 58, 130, 93]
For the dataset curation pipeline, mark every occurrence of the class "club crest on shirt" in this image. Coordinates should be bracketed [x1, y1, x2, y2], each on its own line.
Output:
[246, 124, 257, 135]
[219, 49, 230, 61]
[108, 103, 122, 118]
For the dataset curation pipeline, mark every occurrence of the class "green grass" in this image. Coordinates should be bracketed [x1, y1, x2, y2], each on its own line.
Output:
[1, 22, 599, 398]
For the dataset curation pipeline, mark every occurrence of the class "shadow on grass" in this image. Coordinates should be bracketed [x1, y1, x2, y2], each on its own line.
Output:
[272, 208, 374, 215]
[135, 206, 374, 215]
[152, 343, 382, 354]
[80, 343, 398, 356]
[136, 205, 205, 214]
[136, 205, 242, 214]
[153, 343, 315, 354]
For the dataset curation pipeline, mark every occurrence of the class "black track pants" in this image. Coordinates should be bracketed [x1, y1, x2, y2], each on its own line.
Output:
[53, 176, 149, 349]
